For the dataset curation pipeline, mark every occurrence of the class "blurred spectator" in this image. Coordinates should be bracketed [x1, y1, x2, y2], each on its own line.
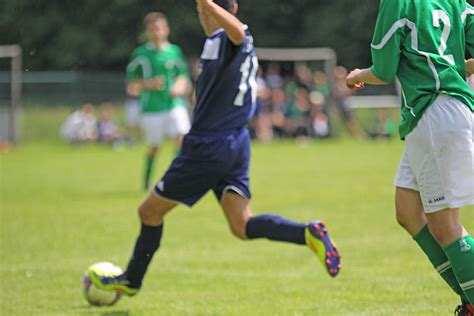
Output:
[97, 103, 126, 145]
[250, 63, 376, 141]
[60, 103, 98, 144]
[309, 91, 330, 138]
[270, 87, 287, 138]
[366, 109, 396, 139]
[312, 71, 331, 97]
[284, 86, 311, 138]
[266, 62, 284, 89]
[332, 66, 363, 138]
[252, 67, 273, 141]
[295, 64, 313, 88]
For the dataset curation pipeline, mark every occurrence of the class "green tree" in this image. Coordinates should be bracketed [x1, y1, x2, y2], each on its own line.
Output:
[1, 0, 380, 71]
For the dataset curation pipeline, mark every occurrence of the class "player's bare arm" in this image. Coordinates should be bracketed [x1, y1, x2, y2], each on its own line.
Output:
[466, 59, 474, 77]
[126, 81, 141, 97]
[346, 67, 387, 89]
[127, 77, 165, 96]
[196, 0, 245, 45]
[170, 75, 191, 97]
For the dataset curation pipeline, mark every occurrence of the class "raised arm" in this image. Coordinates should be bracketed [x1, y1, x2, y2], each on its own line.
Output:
[196, 0, 245, 45]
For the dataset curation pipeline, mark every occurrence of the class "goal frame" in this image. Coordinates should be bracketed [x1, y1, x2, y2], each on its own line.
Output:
[0, 45, 22, 144]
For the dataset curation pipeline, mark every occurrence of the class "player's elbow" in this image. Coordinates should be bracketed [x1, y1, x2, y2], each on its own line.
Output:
[127, 82, 141, 97]
[229, 29, 245, 46]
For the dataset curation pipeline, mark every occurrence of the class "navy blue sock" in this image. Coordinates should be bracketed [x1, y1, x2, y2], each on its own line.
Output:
[125, 223, 163, 289]
[245, 214, 306, 245]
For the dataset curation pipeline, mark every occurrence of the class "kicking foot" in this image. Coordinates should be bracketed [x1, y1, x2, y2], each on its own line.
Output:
[88, 270, 140, 297]
[305, 221, 341, 277]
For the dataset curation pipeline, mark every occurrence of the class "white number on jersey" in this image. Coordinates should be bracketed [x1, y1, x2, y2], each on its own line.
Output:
[234, 55, 258, 106]
[432, 10, 455, 65]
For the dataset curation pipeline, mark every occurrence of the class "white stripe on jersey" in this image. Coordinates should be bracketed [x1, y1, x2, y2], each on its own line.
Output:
[127, 56, 152, 79]
[126, 56, 153, 108]
[462, 8, 474, 23]
[371, 18, 441, 91]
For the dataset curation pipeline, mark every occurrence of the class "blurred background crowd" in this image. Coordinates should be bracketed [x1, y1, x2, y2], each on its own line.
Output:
[58, 62, 397, 147]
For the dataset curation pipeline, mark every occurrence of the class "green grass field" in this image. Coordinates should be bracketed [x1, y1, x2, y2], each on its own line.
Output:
[1, 107, 473, 315]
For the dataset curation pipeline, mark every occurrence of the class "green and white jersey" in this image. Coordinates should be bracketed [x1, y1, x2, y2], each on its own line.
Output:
[464, 3, 474, 57]
[370, 0, 474, 139]
[127, 42, 189, 113]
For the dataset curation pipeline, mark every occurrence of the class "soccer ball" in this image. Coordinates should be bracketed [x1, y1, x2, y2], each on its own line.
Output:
[82, 262, 123, 306]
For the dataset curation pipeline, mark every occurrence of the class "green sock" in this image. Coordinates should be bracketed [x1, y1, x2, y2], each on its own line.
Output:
[144, 154, 155, 189]
[443, 235, 474, 305]
[414, 225, 467, 301]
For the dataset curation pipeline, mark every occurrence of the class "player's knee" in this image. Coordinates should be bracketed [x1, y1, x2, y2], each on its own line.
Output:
[138, 202, 160, 224]
[229, 222, 248, 240]
[138, 203, 149, 221]
[395, 208, 409, 229]
[428, 221, 462, 245]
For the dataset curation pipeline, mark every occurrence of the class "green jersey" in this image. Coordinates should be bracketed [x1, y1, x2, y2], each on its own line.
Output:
[370, 0, 474, 139]
[464, 3, 474, 57]
[126, 42, 189, 113]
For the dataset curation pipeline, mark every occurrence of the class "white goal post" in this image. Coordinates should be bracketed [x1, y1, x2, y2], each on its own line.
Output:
[0, 45, 22, 144]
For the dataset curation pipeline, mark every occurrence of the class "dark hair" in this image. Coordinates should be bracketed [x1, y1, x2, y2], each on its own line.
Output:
[214, 0, 236, 12]
[143, 12, 167, 28]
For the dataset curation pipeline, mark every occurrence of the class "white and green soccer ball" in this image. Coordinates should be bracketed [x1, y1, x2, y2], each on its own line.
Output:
[82, 262, 123, 306]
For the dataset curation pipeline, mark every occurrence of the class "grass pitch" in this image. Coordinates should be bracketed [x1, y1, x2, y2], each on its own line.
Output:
[0, 107, 473, 315]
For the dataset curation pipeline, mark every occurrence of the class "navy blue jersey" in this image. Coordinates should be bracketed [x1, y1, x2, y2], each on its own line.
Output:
[191, 26, 258, 132]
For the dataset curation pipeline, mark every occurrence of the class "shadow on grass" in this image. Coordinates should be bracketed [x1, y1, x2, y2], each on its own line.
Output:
[101, 311, 130, 316]
[72, 304, 130, 316]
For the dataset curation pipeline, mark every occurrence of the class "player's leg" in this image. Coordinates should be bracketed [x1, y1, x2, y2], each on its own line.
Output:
[403, 96, 474, 306]
[395, 187, 426, 235]
[220, 190, 305, 242]
[89, 192, 176, 295]
[218, 127, 341, 276]
[167, 106, 190, 156]
[427, 208, 474, 305]
[395, 186, 467, 302]
[141, 113, 167, 190]
[123, 192, 176, 291]
[144, 145, 159, 190]
[219, 190, 341, 277]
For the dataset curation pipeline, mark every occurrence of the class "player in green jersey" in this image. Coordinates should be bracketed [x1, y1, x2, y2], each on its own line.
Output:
[127, 12, 191, 190]
[346, 0, 474, 314]
[466, 4, 474, 84]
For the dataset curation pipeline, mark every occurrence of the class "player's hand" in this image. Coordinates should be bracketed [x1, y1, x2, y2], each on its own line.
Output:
[346, 69, 365, 90]
[466, 59, 474, 77]
[127, 82, 141, 97]
[145, 76, 165, 90]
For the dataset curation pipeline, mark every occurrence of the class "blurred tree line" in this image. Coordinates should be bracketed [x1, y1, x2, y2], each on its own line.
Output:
[1, 0, 383, 71]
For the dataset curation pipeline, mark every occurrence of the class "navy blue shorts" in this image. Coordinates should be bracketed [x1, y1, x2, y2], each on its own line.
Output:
[154, 128, 251, 207]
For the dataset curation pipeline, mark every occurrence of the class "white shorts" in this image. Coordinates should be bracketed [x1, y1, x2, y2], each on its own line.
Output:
[140, 106, 191, 146]
[394, 95, 474, 213]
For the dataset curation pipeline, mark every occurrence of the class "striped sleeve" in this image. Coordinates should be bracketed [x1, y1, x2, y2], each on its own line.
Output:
[370, 0, 404, 82]
[126, 49, 145, 82]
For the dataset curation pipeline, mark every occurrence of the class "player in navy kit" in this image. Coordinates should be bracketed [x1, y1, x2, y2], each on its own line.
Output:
[89, 0, 341, 296]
